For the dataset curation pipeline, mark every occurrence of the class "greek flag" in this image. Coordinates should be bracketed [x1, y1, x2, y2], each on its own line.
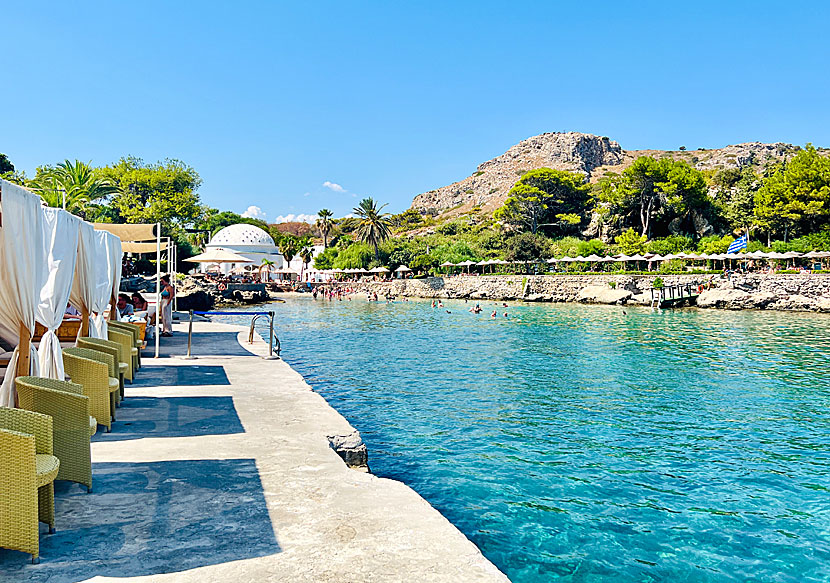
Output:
[727, 234, 748, 254]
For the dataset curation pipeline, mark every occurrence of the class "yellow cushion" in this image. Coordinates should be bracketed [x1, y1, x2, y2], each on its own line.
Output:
[89, 416, 97, 437]
[108, 377, 119, 392]
[36, 454, 60, 487]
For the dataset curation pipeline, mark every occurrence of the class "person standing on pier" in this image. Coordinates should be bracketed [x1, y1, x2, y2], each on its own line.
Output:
[160, 275, 176, 337]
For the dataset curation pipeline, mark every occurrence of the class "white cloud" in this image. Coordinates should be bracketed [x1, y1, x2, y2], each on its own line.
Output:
[322, 181, 346, 193]
[241, 205, 267, 221]
[303, 192, 311, 197]
[274, 213, 317, 224]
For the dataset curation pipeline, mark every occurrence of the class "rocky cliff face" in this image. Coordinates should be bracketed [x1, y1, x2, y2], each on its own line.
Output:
[410, 133, 800, 216]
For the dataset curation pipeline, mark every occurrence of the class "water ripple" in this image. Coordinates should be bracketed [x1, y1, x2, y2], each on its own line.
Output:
[221, 298, 830, 583]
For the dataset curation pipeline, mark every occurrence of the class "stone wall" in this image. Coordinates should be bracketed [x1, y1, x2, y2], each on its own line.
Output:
[339, 273, 830, 312]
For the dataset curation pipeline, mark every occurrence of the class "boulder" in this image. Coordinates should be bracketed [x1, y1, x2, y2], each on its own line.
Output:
[327, 431, 369, 472]
[696, 288, 777, 310]
[768, 294, 817, 311]
[176, 290, 214, 312]
[576, 285, 633, 305]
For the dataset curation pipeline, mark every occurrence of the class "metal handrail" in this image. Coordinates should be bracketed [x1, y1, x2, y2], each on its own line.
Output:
[185, 310, 280, 359]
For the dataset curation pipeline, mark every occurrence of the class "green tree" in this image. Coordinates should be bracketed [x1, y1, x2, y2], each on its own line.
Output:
[29, 159, 118, 219]
[98, 157, 204, 229]
[754, 145, 830, 242]
[353, 197, 392, 261]
[713, 166, 760, 233]
[333, 242, 373, 269]
[597, 156, 710, 238]
[0, 153, 14, 174]
[316, 209, 335, 249]
[615, 228, 646, 255]
[494, 168, 589, 235]
[504, 232, 550, 262]
[314, 246, 338, 269]
[276, 233, 309, 266]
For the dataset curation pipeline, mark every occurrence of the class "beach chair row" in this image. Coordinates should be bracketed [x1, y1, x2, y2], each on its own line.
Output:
[0, 320, 145, 563]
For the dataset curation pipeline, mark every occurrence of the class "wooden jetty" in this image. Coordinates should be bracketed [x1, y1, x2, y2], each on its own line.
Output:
[650, 282, 700, 308]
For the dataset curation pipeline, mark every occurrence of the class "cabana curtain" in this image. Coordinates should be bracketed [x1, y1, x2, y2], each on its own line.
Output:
[90, 230, 115, 337]
[70, 221, 98, 338]
[36, 208, 81, 379]
[107, 232, 122, 322]
[0, 180, 45, 407]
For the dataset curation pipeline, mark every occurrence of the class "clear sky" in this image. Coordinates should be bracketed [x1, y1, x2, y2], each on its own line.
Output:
[3, 1, 829, 221]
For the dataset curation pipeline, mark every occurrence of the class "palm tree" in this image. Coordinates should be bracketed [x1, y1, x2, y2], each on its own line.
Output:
[353, 198, 392, 261]
[316, 208, 335, 249]
[259, 258, 275, 282]
[277, 233, 301, 268]
[299, 242, 314, 279]
[30, 160, 118, 217]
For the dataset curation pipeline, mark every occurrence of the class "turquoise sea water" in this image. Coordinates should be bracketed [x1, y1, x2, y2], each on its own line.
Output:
[235, 298, 830, 582]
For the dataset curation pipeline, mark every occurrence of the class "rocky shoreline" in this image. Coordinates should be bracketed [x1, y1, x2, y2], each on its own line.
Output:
[338, 273, 830, 313]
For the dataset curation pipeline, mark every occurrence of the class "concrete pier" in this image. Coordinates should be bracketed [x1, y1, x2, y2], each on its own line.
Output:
[1, 320, 509, 582]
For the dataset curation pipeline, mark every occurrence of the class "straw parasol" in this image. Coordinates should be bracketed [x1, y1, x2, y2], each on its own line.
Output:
[184, 248, 254, 264]
[369, 267, 390, 273]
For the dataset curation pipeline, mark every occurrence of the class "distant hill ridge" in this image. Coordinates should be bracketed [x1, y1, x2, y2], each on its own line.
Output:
[410, 132, 800, 217]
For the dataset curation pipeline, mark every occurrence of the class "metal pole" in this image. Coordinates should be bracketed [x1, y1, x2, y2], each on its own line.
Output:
[269, 311, 274, 357]
[155, 223, 160, 358]
[184, 310, 194, 359]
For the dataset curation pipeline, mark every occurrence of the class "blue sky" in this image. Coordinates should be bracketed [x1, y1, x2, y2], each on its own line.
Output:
[3, 1, 829, 221]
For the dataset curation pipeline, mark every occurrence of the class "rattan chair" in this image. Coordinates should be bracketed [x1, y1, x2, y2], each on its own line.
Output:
[107, 329, 135, 382]
[78, 337, 126, 401]
[0, 407, 60, 563]
[109, 321, 142, 370]
[62, 348, 119, 432]
[16, 377, 95, 492]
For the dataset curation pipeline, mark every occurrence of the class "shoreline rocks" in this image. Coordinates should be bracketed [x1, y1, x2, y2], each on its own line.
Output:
[337, 273, 830, 313]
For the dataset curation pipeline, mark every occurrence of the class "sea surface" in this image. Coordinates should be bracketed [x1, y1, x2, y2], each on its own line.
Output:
[229, 297, 830, 582]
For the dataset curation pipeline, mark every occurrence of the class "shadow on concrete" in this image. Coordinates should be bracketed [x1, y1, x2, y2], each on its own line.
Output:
[95, 396, 244, 442]
[132, 365, 232, 387]
[145, 331, 254, 359]
[0, 459, 279, 580]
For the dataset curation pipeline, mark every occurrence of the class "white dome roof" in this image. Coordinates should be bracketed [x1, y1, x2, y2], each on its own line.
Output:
[209, 223, 275, 247]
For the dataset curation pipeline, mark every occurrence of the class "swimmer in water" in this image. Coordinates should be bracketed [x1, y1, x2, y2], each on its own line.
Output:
[491, 310, 497, 318]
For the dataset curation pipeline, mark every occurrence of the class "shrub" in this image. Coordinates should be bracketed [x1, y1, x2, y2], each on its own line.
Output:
[609, 281, 617, 289]
[652, 276, 664, 289]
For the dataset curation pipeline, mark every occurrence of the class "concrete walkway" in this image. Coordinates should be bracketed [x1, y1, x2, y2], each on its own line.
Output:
[1, 320, 509, 582]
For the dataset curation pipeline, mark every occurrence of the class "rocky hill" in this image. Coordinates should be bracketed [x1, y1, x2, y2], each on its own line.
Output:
[410, 132, 800, 217]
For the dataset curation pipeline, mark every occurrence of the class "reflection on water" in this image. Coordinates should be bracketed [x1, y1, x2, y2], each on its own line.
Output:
[230, 298, 830, 582]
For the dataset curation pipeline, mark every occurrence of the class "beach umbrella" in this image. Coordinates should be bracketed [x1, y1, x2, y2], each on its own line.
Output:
[185, 248, 254, 264]
[662, 254, 678, 260]
[647, 254, 665, 262]
[369, 267, 390, 273]
[559, 256, 576, 262]
[440, 261, 456, 267]
[584, 254, 604, 261]
[546, 257, 559, 263]
[782, 251, 803, 258]
[628, 254, 647, 261]
[395, 265, 412, 271]
[806, 250, 830, 258]
[675, 252, 690, 259]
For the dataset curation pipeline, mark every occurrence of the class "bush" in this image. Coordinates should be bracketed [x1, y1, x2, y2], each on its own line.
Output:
[652, 276, 664, 289]
[609, 281, 617, 289]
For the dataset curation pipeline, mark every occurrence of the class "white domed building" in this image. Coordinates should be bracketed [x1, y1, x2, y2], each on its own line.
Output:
[203, 224, 282, 276]
[202, 223, 323, 281]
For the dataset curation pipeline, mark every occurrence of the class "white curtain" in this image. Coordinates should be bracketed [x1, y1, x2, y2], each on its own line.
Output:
[36, 208, 81, 379]
[70, 221, 97, 339]
[0, 180, 45, 407]
[107, 232, 123, 322]
[90, 230, 114, 337]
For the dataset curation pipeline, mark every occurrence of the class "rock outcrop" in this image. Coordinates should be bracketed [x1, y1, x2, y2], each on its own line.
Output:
[410, 133, 802, 216]
[411, 132, 622, 214]
[340, 273, 830, 312]
[327, 430, 369, 472]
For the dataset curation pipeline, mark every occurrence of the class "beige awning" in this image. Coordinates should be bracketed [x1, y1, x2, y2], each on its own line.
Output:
[121, 240, 170, 254]
[93, 223, 157, 242]
[184, 248, 253, 263]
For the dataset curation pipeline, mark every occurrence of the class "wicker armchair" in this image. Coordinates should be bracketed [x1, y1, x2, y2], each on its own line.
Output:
[16, 377, 95, 492]
[109, 321, 142, 369]
[107, 329, 135, 382]
[0, 407, 60, 563]
[63, 348, 119, 432]
[78, 337, 126, 402]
